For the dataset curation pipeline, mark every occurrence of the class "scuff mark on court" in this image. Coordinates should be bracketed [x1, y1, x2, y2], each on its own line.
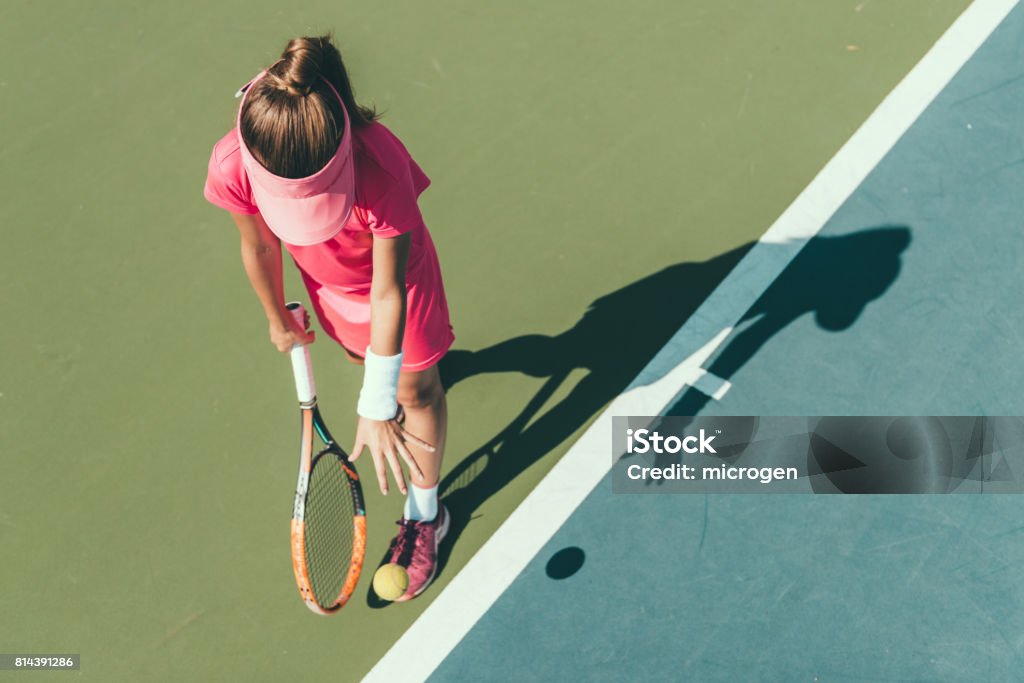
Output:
[949, 72, 1024, 107]
[158, 609, 208, 646]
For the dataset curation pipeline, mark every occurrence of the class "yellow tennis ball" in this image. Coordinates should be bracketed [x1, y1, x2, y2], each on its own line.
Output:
[373, 563, 409, 601]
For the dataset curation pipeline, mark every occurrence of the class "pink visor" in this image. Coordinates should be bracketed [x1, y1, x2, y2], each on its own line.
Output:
[235, 68, 354, 246]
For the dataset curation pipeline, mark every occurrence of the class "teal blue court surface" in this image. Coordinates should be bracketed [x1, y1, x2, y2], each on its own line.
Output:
[370, 2, 1024, 681]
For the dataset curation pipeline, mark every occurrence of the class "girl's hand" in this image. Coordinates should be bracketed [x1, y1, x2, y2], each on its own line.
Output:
[351, 416, 433, 495]
[269, 309, 315, 352]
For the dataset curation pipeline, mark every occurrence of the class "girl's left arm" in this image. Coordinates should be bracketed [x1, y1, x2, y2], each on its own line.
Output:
[351, 231, 431, 496]
[368, 232, 410, 356]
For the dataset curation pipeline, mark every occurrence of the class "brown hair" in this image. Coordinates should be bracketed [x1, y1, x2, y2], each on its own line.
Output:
[240, 33, 379, 179]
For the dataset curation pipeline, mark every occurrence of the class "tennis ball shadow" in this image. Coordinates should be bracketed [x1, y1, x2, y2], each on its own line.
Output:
[367, 587, 391, 608]
[545, 546, 585, 580]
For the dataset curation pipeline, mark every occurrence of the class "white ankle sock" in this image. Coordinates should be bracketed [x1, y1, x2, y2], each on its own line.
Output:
[404, 482, 438, 522]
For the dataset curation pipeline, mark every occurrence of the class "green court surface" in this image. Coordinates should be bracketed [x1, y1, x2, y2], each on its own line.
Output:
[0, 1, 973, 681]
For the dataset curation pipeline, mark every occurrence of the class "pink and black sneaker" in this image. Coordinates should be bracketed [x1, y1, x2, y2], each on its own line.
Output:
[385, 504, 450, 602]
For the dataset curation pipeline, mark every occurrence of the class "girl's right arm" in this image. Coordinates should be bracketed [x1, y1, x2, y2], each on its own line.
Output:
[230, 211, 315, 352]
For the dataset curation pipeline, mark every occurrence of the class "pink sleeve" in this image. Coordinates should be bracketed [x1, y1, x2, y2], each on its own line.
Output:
[203, 145, 259, 215]
[409, 157, 431, 196]
[364, 172, 426, 238]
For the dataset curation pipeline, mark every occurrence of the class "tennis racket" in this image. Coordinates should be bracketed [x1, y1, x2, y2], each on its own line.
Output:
[286, 301, 366, 614]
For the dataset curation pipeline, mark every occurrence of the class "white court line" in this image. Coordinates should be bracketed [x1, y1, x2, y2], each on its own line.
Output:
[364, 1, 1018, 680]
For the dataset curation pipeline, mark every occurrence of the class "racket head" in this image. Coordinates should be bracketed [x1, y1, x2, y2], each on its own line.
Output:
[291, 406, 366, 614]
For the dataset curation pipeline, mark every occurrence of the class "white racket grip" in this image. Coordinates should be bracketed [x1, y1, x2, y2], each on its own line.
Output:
[286, 302, 317, 405]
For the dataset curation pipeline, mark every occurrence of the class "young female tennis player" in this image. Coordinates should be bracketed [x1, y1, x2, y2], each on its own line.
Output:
[203, 34, 453, 601]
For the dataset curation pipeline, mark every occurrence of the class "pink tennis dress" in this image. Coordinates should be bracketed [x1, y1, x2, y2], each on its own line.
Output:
[203, 121, 454, 371]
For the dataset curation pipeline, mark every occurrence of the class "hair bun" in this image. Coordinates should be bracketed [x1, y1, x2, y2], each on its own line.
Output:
[278, 36, 325, 96]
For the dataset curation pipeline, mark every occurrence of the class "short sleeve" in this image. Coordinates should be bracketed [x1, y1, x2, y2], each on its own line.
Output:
[364, 172, 425, 239]
[203, 140, 259, 215]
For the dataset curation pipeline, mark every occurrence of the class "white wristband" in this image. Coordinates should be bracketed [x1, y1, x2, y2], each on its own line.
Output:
[357, 347, 403, 420]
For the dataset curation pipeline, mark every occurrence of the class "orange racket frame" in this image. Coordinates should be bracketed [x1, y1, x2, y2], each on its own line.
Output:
[287, 302, 366, 614]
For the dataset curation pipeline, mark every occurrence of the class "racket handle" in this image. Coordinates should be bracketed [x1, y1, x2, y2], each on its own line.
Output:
[286, 302, 317, 406]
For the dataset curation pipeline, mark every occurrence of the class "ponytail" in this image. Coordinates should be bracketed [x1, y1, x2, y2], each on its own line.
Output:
[307, 34, 380, 127]
[240, 33, 379, 179]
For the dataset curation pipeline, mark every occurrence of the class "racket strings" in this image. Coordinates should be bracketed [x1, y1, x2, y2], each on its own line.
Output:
[303, 448, 358, 607]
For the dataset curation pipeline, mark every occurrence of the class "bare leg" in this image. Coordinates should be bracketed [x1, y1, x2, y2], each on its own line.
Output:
[397, 364, 447, 488]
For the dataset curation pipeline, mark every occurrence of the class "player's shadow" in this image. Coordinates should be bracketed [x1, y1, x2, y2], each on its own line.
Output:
[664, 225, 911, 418]
[428, 225, 911, 578]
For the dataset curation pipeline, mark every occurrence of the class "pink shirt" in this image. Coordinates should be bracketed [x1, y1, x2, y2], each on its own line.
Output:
[204, 121, 433, 293]
[203, 121, 454, 369]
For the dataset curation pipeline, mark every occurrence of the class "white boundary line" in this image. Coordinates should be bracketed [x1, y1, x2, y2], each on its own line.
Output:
[364, 1, 1018, 680]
